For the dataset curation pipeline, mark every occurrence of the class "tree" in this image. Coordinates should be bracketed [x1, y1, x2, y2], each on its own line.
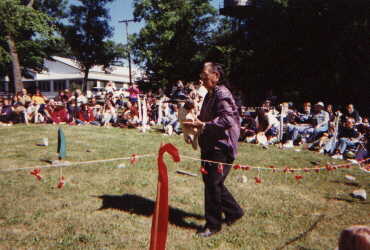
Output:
[131, 0, 217, 88]
[62, 0, 118, 92]
[0, 0, 67, 93]
[212, 0, 370, 112]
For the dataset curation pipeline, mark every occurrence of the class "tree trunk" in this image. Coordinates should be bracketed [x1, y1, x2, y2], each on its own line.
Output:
[83, 69, 89, 93]
[27, 0, 35, 7]
[6, 34, 23, 93]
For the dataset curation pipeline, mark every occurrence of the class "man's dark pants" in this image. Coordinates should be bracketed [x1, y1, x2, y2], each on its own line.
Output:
[201, 150, 244, 231]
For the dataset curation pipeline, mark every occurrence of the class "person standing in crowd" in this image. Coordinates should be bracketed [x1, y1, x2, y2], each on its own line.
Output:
[183, 62, 244, 237]
[128, 83, 140, 103]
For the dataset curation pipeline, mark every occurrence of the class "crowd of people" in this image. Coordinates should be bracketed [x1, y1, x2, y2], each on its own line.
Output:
[0, 80, 369, 160]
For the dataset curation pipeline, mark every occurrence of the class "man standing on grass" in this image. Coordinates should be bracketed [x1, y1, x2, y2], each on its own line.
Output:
[183, 62, 244, 237]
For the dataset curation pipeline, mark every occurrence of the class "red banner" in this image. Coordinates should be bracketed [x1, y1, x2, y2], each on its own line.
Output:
[149, 144, 180, 250]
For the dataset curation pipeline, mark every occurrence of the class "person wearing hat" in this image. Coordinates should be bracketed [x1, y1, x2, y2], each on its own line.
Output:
[306, 101, 330, 143]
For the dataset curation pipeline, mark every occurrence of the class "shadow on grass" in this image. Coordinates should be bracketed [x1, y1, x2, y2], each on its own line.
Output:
[331, 180, 360, 187]
[95, 194, 203, 230]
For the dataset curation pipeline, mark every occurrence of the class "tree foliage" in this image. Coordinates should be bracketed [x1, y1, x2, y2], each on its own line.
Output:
[62, 0, 121, 91]
[208, 0, 370, 112]
[0, 0, 67, 92]
[131, 0, 217, 87]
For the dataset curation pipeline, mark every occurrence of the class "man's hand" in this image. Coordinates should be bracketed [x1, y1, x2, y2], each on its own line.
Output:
[182, 119, 204, 129]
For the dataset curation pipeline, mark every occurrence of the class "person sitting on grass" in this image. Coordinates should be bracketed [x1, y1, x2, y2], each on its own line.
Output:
[0, 98, 14, 125]
[255, 107, 280, 145]
[101, 100, 117, 127]
[306, 102, 329, 143]
[332, 117, 360, 160]
[342, 104, 361, 123]
[44, 100, 69, 124]
[284, 102, 312, 148]
[76, 104, 100, 126]
[162, 104, 180, 135]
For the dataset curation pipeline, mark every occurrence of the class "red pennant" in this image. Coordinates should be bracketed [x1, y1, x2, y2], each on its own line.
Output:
[242, 165, 251, 171]
[130, 154, 137, 164]
[254, 177, 262, 184]
[315, 168, 320, 173]
[326, 165, 333, 171]
[200, 167, 208, 175]
[233, 164, 241, 170]
[149, 143, 180, 250]
[269, 166, 276, 172]
[30, 168, 42, 180]
[295, 175, 303, 181]
[217, 164, 224, 175]
[283, 167, 289, 173]
[57, 176, 65, 189]
[303, 168, 309, 172]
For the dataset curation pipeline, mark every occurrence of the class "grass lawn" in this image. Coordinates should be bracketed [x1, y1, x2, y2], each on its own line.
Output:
[0, 124, 369, 250]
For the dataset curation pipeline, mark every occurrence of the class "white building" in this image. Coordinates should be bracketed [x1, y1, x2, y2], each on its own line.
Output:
[1, 56, 143, 97]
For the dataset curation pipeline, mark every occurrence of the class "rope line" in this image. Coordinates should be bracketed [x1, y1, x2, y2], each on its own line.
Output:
[180, 155, 370, 172]
[0, 154, 155, 173]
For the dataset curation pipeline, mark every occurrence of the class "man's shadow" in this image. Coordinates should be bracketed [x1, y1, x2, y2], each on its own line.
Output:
[94, 194, 203, 230]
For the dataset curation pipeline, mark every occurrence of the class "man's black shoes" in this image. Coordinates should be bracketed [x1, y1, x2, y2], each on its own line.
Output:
[196, 227, 221, 238]
[224, 214, 244, 226]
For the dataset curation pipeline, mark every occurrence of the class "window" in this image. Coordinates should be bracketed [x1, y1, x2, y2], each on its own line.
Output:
[69, 79, 83, 91]
[54, 80, 66, 91]
[38, 81, 51, 92]
[0, 82, 6, 92]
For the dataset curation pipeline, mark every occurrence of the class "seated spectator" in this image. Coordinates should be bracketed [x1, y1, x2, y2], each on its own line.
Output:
[332, 117, 360, 159]
[285, 102, 316, 147]
[342, 104, 361, 123]
[45, 100, 69, 124]
[24, 101, 43, 124]
[255, 107, 280, 145]
[0, 98, 14, 125]
[101, 100, 117, 127]
[31, 89, 47, 116]
[337, 225, 370, 250]
[326, 104, 335, 122]
[18, 88, 32, 106]
[162, 104, 180, 135]
[105, 81, 116, 94]
[74, 89, 88, 107]
[306, 102, 329, 143]
[76, 104, 100, 126]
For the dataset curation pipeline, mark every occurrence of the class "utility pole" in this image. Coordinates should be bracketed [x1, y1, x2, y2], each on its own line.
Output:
[119, 18, 137, 85]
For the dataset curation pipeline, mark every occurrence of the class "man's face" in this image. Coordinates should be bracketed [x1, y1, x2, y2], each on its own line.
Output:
[22, 89, 27, 95]
[200, 64, 219, 90]
[347, 105, 354, 113]
[345, 119, 355, 128]
[4, 99, 9, 105]
[303, 103, 311, 112]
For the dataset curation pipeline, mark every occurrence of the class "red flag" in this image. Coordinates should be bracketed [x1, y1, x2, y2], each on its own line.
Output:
[200, 167, 208, 175]
[130, 154, 137, 164]
[57, 176, 65, 189]
[149, 143, 180, 250]
[30, 168, 42, 180]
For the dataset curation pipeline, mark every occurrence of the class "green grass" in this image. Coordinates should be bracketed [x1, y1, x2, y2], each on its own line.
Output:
[0, 124, 369, 249]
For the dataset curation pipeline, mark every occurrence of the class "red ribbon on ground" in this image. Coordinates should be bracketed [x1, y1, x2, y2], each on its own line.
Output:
[30, 168, 42, 180]
[130, 154, 137, 164]
[149, 144, 180, 250]
[57, 176, 65, 189]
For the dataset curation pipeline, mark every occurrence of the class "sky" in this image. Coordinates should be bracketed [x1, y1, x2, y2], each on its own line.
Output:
[69, 0, 221, 45]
